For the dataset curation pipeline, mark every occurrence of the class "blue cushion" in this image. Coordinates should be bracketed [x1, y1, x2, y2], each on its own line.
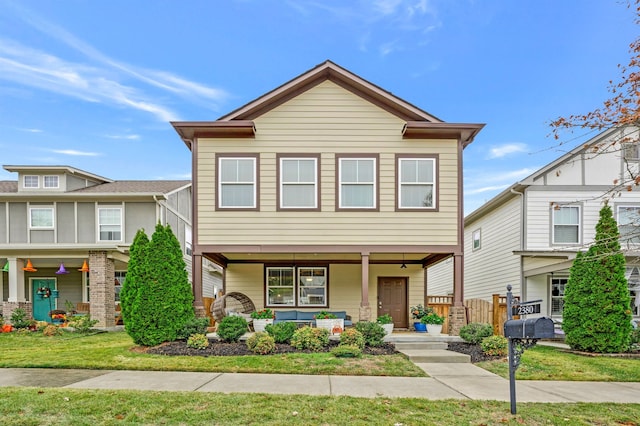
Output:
[275, 310, 297, 321]
[297, 311, 319, 320]
[332, 311, 347, 319]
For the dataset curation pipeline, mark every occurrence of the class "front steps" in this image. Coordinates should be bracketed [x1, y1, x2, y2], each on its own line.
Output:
[390, 334, 471, 363]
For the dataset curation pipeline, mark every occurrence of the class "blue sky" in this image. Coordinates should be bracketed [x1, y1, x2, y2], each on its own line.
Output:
[0, 0, 636, 214]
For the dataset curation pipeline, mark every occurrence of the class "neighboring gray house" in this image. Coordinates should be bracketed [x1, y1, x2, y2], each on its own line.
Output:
[429, 127, 640, 324]
[0, 165, 220, 327]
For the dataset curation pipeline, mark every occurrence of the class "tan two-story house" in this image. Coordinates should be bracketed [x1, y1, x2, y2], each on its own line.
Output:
[172, 61, 484, 332]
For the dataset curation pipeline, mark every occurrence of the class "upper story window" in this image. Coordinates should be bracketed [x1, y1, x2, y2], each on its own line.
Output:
[623, 143, 640, 161]
[552, 205, 580, 244]
[185, 225, 193, 256]
[338, 156, 377, 210]
[278, 155, 319, 210]
[43, 176, 59, 188]
[217, 155, 258, 209]
[472, 229, 481, 251]
[397, 156, 436, 209]
[24, 175, 39, 188]
[618, 205, 640, 247]
[98, 207, 122, 241]
[30, 207, 54, 229]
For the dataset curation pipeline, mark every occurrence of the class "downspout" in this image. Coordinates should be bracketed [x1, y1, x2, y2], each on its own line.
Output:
[510, 187, 525, 300]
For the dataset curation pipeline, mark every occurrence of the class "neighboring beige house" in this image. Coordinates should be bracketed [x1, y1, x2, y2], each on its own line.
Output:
[0, 165, 219, 327]
[429, 126, 640, 324]
[172, 61, 484, 332]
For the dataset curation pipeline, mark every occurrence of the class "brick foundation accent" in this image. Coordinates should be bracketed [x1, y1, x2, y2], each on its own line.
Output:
[2, 301, 33, 325]
[89, 251, 115, 328]
[358, 305, 372, 322]
[447, 306, 467, 336]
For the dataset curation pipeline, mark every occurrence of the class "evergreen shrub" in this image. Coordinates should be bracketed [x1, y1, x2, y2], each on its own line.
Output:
[339, 328, 364, 349]
[177, 317, 209, 340]
[331, 344, 362, 358]
[459, 322, 493, 344]
[354, 321, 386, 347]
[217, 316, 248, 343]
[265, 322, 296, 343]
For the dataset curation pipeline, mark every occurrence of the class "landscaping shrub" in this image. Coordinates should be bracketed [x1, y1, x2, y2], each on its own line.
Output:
[481, 335, 508, 357]
[176, 317, 209, 340]
[42, 324, 62, 336]
[186, 333, 209, 350]
[246, 332, 276, 354]
[265, 322, 296, 344]
[67, 315, 98, 333]
[354, 321, 386, 347]
[459, 322, 493, 344]
[217, 316, 248, 343]
[291, 326, 329, 351]
[630, 328, 640, 350]
[339, 328, 364, 349]
[10, 308, 31, 329]
[331, 344, 362, 358]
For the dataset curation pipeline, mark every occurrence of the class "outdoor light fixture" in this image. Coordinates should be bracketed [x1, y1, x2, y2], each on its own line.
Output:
[2, 261, 8, 272]
[55, 263, 70, 274]
[400, 253, 407, 269]
[23, 259, 37, 272]
[78, 260, 90, 273]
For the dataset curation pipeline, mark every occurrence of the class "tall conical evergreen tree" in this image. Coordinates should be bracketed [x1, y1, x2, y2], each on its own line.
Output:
[564, 204, 633, 353]
[119, 228, 149, 338]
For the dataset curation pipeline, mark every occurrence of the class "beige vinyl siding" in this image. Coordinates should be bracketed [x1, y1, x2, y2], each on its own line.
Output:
[463, 196, 522, 300]
[427, 258, 453, 296]
[224, 264, 265, 310]
[196, 81, 459, 246]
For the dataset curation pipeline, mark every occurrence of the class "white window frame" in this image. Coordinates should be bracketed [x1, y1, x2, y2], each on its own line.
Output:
[552, 205, 581, 245]
[472, 229, 481, 251]
[279, 157, 318, 209]
[266, 265, 328, 308]
[29, 207, 54, 229]
[24, 175, 39, 188]
[97, 207, 123, 242]
[338, 157, 377, 209]
[617, 205, 640, 247]
[114, 271, 126, 303]
[185, 225, 193, 256]
[297, 267, 327, 307]
[398, 157, 436, 209]
[217, 156, 257, 209]
[550, 276, 568, 317]
[43, 175, 59, 188]
[266, 267, 296, 307]
[623, 143, 640, 161]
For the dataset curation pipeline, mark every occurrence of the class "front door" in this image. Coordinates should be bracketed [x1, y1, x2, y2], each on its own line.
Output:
[32, 278, 57, 321]
[378, 277, 408, 328]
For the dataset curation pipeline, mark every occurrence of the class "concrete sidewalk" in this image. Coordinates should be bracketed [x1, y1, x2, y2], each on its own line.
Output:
[1, 366, 639, 402]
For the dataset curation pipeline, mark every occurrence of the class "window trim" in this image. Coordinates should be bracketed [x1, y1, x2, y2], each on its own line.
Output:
[97, 206, 123, 242]
[23, 175, 39, 189]
[184, 225, 193, 256]
[276, 154, 321, 211]
[29, 207, 54, 229]
[264, 263, 329, 308]
[395, 154, 439, 212]
[472, 228, 481, 251]
[616, 204, 640, 247]
[335, 154, 379, 211]
[43, 175, 59, 188]
[215, 153, 260, 211]
[551, 204, 581, 245]
[549, 275, 569, 318]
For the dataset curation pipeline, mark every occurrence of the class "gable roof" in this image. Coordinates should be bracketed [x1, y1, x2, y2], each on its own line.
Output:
[69, 180, 190, 195]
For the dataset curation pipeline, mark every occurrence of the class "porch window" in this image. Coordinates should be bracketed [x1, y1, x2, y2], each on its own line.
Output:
[114, 271, 126, 302]
[625, 266, 640, 316]
[267, 267, 295, 306]
[43, 176, 59, 188]
[266, 266, 328, 307]
[98, 207, 122, 241]
[30, 207, 54, 229]
[552, 205, 580, 244]
[618, 206, 640, 247]
[338, 156, 377, 209]
[397, 157, 436, 209]
[298, 267, 327, 306]
[279, 156, 318, 209]
[24, 175, 39, 188]
[550, 277, 568, 316]
[218, 156, 257, 209]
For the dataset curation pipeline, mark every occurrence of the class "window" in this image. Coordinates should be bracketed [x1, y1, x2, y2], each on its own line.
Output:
[279, 156, 318, 209]
[98, 208, 122, 241]
[552, 205, 580, 244]
[185, 225, 192, 256]
[623, 143, 640, 161]
[550, 276, 568, 316]
[24, 175, 38, 188]
[114, 271, 126, 302]
[618, 206, 640, 247]
[398, 157, 436, 209]
[218, 156, 257, 209]
[43, 176, 59, 188]
[338, 156, 377, 209]
[30, 208, 54, 228]
[625, 266, 640, 316]
[472, 229, 481, 251]
[266, 266, 327, 307]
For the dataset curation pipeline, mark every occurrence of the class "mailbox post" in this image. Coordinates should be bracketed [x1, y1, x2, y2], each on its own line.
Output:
[504, 285, 555, 414]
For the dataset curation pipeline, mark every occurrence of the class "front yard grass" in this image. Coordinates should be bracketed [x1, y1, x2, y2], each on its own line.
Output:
[0, 331, 425, 377]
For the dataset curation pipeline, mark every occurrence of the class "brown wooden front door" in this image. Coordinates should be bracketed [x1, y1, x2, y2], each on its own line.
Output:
[378, 277, 408, 328]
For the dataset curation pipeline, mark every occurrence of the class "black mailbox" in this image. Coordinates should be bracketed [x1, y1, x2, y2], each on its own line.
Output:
[504, 317, 555, 339]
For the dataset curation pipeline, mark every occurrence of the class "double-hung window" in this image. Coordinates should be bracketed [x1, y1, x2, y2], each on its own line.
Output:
[278, 155, 319, 210]
[618, 206, 640, 247]
[552, 205, 580, 244]
[472, 229, 481, 251]
[550, 276, 568, 317]
[338, 156, 377, 209]
[43, 176, 59, 188]
[184, 225, 193, 256]
[98, 207, 122, 241]
[24, 175, 39, 188]
[266, 266, 327, 307]
[217, 155, 258, 209]
[30, 207, 54, 229]
[397, 156, 436, 209]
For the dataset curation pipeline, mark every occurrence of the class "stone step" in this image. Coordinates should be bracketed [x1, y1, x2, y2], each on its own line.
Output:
[394, 342, 448, 351]
[398, 349, 471, 363]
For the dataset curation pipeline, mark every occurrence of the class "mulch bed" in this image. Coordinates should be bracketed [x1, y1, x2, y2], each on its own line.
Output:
[446, 342, 504, 363]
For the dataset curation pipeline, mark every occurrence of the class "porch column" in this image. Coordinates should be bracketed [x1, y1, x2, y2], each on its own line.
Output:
[2, 258, 31, 322]
[358, 252, 371, 321]
[192, 254, 205, 318]
[89, 251, 115, 328]
[449, 253, 467, 335]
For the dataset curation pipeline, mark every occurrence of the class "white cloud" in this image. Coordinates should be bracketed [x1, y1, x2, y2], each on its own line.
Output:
[51, 149, 100, 157]
[486, 143, 528, 159]
[103, 134, 141, 140]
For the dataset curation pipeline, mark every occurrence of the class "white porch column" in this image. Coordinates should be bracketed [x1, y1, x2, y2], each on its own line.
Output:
[7, 258, 26, 303]
[358, 252, 371, 321]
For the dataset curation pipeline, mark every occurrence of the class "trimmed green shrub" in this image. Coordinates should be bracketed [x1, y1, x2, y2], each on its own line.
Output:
[187, 333, 209, 350]
[354, 321, 386, 347]
[459, 322, 493, 344]
[217, 316, 248, 343]
[67, 315, 98, 333]
[120, 229, 149, 337]
[564, 204, 633, 353]
[331, 344, 362, 358]
[10, 308, 31, 329]
[291, 326, 329, 351]
[339, 328, 364, 349]
[177, 317, 210, 340]
[265, 322, 296, 344]
[481, 335, 508, 357]
[246, 332, 276, 354]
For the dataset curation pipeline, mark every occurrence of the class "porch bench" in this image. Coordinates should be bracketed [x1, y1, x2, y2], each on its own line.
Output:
[273, 310, 352, 327]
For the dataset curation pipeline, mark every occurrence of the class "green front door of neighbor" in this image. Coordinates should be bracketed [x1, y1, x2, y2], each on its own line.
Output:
[32, 279, 56, 321]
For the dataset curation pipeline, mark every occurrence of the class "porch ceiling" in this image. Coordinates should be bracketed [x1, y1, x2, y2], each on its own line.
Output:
[209, 251, 438, 265]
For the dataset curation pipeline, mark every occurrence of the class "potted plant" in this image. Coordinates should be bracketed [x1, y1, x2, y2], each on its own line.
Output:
[250, 309, 275, 332]
[315, 311, 342, 333]
[410, 304, 433, 332]
[421, 312, 445, 336]
[376, 314, 394, 335]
